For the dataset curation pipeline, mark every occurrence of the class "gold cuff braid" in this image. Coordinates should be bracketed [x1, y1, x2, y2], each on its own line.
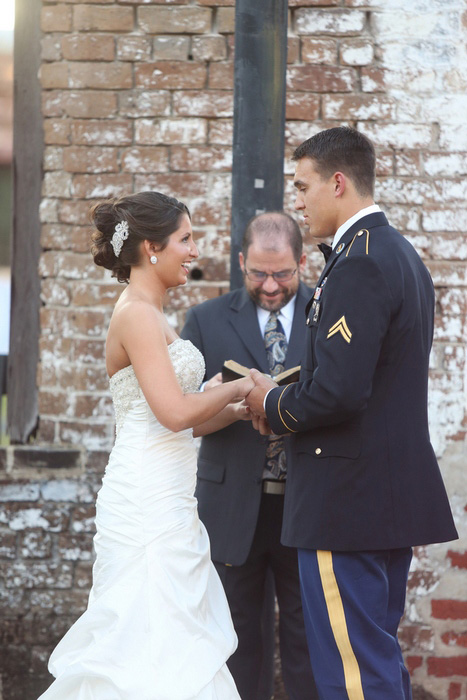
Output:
[277, 385, 299, 433]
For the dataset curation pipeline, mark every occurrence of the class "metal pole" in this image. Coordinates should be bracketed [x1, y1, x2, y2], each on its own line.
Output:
[8, 0, 42, 442]
[230, 0, 288, 290]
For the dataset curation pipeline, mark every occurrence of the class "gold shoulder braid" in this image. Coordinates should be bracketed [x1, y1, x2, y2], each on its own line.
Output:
[346, 229, 370, 257]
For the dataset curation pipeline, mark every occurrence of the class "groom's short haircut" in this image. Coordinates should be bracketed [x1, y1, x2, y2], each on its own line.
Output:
[242, 211, 303, 263]
[293, 126, 376, 198]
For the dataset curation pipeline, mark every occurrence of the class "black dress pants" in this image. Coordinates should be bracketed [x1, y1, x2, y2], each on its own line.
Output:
[215, 492, 318, 700]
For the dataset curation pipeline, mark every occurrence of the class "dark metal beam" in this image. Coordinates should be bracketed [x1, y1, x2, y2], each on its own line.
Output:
[8, 0, 43, 442]
[230, 0, 288, 290]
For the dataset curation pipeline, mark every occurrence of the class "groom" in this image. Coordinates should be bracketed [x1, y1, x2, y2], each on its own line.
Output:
[246, 127, 458, 698]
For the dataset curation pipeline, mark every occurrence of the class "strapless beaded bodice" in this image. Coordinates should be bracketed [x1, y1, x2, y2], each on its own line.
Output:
[109, 338, 205, 435]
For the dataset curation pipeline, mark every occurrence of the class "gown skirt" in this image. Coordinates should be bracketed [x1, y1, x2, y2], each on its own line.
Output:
[38, 340, 240, 700]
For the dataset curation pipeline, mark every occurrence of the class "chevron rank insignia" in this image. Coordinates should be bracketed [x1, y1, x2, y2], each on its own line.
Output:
[327, 316, 352, 343]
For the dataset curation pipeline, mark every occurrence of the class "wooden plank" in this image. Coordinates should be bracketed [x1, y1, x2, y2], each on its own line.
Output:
[230, 0, 288, 290]
[8, 0, 42, 443]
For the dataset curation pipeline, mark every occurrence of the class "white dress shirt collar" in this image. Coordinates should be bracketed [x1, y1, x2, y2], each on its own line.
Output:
[332, 204, 381, 249]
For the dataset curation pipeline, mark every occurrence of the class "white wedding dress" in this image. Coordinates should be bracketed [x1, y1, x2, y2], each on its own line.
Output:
[39, 339, 240, 700]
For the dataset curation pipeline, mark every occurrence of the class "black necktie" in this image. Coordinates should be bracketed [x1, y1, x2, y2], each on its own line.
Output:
[318, 243, 332, 262]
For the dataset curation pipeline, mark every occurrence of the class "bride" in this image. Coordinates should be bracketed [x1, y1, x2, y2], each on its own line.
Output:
[38, 191, 253, 699]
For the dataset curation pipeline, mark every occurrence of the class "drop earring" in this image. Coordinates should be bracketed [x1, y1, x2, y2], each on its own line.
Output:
[150, 255, 158, 265]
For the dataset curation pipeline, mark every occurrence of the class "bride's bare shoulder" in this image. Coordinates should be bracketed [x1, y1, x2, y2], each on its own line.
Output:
[112, 294, 162, 326]
[109, 295, 177, 349]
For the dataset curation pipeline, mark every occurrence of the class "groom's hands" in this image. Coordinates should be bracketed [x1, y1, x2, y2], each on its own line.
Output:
[245, 369, 277, 435]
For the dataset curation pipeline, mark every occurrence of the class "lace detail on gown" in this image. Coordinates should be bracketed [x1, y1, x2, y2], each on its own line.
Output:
[109, 338, 205, 435]
[38, 338, 239, 700]
[109, 365, 143, 436]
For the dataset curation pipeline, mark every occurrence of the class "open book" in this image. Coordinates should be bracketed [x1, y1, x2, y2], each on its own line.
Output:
[222, 359, 300, 386]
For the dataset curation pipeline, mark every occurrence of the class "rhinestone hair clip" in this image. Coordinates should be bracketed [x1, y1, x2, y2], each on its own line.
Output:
[111, 221, 129, 258]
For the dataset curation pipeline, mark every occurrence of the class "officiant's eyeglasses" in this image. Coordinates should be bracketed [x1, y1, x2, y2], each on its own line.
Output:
[243, 268, 298, 284]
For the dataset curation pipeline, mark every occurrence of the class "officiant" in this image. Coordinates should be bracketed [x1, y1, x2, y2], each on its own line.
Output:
[181, 212, 317, 700]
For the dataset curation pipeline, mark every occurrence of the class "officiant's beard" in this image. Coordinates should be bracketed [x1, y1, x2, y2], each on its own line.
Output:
[248, 281, 299, 312]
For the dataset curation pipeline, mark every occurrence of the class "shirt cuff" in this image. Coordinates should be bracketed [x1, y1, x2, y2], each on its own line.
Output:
[263, 388, 274, 412]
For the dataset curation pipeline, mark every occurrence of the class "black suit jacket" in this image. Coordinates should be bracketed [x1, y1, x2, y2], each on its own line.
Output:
[181, 282, 312, 565]
[265, 213, 458, 551]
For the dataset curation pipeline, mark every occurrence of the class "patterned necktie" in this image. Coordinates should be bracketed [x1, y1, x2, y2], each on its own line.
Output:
[263, 312, 287, 481]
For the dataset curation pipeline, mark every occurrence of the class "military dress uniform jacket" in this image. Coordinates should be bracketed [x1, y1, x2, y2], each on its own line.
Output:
[181, 282, 312, 566]
[265, 212, 458, 552]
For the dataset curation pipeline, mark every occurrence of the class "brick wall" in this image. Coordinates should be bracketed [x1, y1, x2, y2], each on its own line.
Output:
[1, 1, 466, 698]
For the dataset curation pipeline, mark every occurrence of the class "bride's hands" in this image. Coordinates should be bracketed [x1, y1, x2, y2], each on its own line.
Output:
[231, 375, 255, 400]
[203, 372, 222, 390]
[230, 400, 251, 422]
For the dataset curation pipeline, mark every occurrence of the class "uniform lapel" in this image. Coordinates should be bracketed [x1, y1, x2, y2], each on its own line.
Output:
[286, 282, 311, 369]
[228, 288, 269, 372]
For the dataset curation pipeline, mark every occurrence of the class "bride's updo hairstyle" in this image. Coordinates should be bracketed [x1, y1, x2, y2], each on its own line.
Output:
[91, 191, 190, 284]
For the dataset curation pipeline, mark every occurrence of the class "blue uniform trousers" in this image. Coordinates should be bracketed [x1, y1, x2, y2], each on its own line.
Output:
[298, 547, 413, 700]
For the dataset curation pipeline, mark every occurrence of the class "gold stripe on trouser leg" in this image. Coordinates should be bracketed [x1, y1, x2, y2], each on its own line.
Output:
[317, 550, 365, 700]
